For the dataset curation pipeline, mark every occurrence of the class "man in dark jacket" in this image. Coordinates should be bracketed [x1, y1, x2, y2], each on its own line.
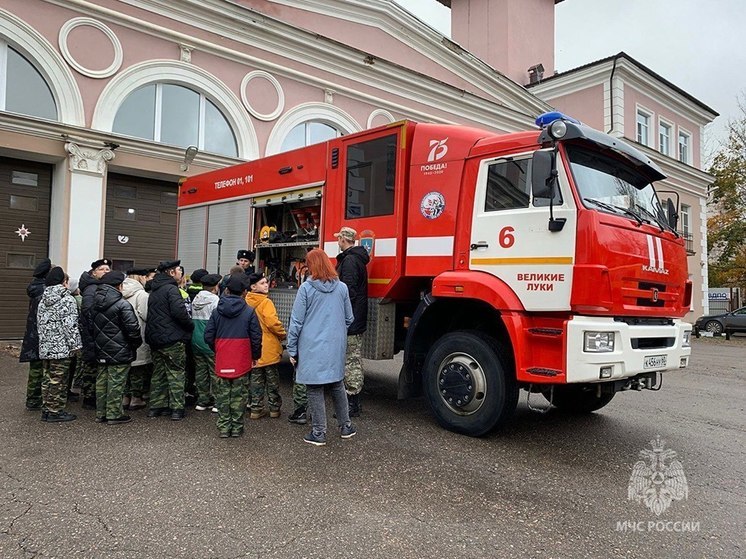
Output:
[91, 271, 142, 425]
[145, 260, 194, 420]
[20, 258, 51, 411]
[334, 227, 370, 417]
[77, 258, 112, 409]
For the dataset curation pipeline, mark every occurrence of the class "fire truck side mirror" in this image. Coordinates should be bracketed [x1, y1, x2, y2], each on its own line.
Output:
[666, 198, 679, 230]
[531, 150, 556, 200]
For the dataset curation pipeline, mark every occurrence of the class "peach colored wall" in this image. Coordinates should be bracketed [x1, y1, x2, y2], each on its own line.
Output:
[450, 0, 555, 85]
[624, 85, 701, 168]
[539, 85, 605, 131]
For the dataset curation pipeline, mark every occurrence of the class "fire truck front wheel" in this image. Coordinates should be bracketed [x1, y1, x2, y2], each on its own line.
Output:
[423, 331, 518, 437]
[544, 385, 615, 413]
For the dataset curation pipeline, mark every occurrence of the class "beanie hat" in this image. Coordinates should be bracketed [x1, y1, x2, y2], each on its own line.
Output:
[226, 275, 248, 294]
[191, 269, 209, 283]
[33, 258, 52, 278]
[248, 272, 265, 287]
[45, 266, 66, 286]
[100, 271, 126, 286]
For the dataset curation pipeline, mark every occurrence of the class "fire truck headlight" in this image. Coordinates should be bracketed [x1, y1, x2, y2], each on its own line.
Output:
[682, 330, 691, 348]
[549, 120, 568, 139]
[584, 331, 615, 353]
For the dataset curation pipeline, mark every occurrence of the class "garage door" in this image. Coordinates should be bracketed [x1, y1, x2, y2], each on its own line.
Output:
[104, 174, 178, 273]
[0, 157, 51, 339]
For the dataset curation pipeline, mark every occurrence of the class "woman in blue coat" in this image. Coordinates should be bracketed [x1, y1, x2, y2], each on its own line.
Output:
[286, 249, 356, 446]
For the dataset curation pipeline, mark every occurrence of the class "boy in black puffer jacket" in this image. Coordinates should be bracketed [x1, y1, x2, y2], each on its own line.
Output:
[91, 271, 142, 425]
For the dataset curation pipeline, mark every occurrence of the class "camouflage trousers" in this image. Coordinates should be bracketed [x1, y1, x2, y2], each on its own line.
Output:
[150, 343, 186, 412]
[41, 358, 72, 414]
[193, 352, 216, 407]
[25, 360, 43, 409]
[292, 367, 307, 410]
[76, 360, 98, 400]
[344, 334, 364, 395]
[249, 364, 282, 413]
[215, 375, 249, 435]
[96, 363, 130, 420]
[124, 364, 151, 398]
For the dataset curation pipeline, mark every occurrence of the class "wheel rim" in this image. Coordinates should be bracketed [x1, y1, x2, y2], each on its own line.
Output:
[436, 352, 487, 415]
[705, 321, 722, 334]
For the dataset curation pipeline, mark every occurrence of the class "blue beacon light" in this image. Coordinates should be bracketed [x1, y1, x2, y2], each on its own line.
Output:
[535, 111, 581, 128]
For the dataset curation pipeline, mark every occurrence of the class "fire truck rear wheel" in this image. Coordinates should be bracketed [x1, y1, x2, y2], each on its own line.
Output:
[423, 331, 518, 437]
[545, 385, 615, 413]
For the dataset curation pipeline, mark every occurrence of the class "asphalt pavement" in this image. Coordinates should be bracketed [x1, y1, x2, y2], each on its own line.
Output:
[0, 337, 744, 558]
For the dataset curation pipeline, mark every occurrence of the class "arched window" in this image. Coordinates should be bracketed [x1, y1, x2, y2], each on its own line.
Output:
[280, 121, 341, 152]
[113, 83, 237, 157]
[0, 40, 57, 120]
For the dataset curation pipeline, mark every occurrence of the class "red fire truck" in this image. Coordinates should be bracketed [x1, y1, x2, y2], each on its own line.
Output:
[177, 113, 693, 436]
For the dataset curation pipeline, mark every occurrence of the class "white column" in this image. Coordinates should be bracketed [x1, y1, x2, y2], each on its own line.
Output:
[63, 141, 115, 278]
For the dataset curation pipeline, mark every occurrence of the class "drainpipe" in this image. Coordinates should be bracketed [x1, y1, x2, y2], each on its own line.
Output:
[607, 54, 622, 134]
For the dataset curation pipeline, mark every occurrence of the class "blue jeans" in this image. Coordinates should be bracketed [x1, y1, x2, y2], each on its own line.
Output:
[306, 380, 351, 436]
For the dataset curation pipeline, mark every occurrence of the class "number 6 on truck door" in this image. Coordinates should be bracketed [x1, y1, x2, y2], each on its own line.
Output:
[469, 152, 577, 312]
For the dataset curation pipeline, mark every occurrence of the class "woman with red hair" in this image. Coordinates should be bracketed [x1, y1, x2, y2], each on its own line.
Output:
[286, 249, 356, 446]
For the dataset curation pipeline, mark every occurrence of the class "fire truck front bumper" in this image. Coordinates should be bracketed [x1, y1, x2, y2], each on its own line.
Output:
[565, 316, 692, 384]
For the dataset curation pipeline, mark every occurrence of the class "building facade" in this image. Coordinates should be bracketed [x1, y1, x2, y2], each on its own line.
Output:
[0, 0, 714, 337]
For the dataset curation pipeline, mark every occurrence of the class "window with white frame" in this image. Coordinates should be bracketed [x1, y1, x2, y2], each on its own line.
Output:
[280, 121, 341, 153]
[678, 130, 691, 164]
[636, 110, 651, 146]
[659, 121, 671, 156]
[680, 204, 691, 236]
[0, 40, 57, 120]
[112, 83, 237, 157]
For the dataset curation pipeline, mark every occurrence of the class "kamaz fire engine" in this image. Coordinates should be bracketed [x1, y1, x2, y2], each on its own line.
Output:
[177, 113, 693, 436]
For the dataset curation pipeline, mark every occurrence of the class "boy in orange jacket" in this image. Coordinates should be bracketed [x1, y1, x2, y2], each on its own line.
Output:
[245, 272, 286, 419]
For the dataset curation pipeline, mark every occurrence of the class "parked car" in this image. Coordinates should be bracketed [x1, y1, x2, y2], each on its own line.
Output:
[694, 307, 746, 336]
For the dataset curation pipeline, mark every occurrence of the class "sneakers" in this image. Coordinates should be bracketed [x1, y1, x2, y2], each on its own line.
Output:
[195, 404, 210, 411]
[303, 431, 327, 446]
[231, 429, 243, 438]
[107, 415, 133, 425]
[288, 407, 307, 425]
[211, 406, 218, 413]
[95, 416, 107, 423]
[45, 411, 77, 422]
[340, 424, 357, 439]
[269, 410, 281, 419]
[219, 432, 230, 438]
[249, 409, 267, 420]
[147, 407, 170, 418]
[128, 397, 146, 410]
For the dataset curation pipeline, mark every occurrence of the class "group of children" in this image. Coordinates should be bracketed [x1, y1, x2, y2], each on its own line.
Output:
[24, 257, 291, 439]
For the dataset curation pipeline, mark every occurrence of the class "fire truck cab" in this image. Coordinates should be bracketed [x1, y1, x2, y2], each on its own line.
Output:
[178, 114, 693, 436]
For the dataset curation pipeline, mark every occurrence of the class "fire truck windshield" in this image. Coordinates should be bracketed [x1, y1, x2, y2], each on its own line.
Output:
[566, 145, 670, 230]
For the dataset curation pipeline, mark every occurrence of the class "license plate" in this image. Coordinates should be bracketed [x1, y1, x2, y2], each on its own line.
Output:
[644, 355, 667, 369]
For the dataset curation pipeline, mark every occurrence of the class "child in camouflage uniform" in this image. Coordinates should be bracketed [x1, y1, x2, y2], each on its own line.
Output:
[37, 267, 82, 422]
[245, 272, 286, 419]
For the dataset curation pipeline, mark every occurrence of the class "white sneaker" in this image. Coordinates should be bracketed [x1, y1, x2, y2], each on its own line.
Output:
[211, 406, 218, 413]
[195, 404, 209, 411]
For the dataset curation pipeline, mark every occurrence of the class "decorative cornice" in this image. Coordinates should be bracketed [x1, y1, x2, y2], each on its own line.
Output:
[64, 140, 115, 175]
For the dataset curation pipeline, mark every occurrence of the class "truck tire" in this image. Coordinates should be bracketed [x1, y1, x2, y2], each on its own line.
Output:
[423, 331, 517, 436]
[545, 385, 615, 413]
